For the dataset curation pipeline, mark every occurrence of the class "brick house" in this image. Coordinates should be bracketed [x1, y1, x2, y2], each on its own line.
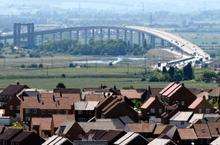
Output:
[0, 84, 28, 117]
[95, 95, 139, 122]
[159, 82, 197, 110]
[20, 92, 80, 123]
[140, 96, 164, 122]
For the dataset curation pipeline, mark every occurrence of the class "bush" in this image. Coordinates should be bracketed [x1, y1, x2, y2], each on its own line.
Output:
[39, 64, 43, 68]
[20, 64, 26, 68]
[69, 63, 76, 68]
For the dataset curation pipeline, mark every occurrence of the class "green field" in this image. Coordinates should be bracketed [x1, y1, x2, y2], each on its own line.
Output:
[0, 66, 218, 90]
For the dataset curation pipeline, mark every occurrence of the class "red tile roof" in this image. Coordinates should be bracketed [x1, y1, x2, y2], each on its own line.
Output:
[141, 97, 156, 109]
[31, 117, 52, 131]
[193, 124, 211, 139]
[52, 114, 75, 128]
[177, 129, 197, 140]
[21, 92, 80, 110]
[120, 89, 143, 99]
[188, 97, 204, 109]
[207, 122, 220, 138]
[159, 82, 182, 98]
[125, 123, 155, 133]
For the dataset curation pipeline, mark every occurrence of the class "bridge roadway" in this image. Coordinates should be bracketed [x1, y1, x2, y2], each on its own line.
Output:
[0, 25, 210, 62]
[127, 26, 210, 61]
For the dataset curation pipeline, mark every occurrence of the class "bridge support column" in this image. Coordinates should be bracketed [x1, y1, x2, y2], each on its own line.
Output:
[161, 39, 165, 47]
[92, 29, 95, 39]
[107, 28, 111, 40]
[59, 32, 62, 41]
[138, 32, 141, 46]
[69, 31, 72, 40]
[100, 28, 103, 41]
[116, 29, 120, 40]
[76, 30, 80, 41]
[150, 35, 155, 48]
[124, 30, 127, 43]
[129, 30, 133, 47]
[52, 33, 56, 43]
[40, 34, 44, 46]
[84, 29, 88, 45]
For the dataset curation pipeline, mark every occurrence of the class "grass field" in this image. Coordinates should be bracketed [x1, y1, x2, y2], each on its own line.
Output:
[0, 65, 218, 90]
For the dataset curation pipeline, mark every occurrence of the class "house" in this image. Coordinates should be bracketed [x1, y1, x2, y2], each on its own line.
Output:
[159, 125, 178, 140]
[73, 130, 126, 145]
[56, 122, 85, 141]
[207, 122, 220, 138]
[188, 92, 215, 113]
[11, 131, 45, 145]
[0, 128, 23, 145]
[74, 101, 99, 122]
[95, 95, 139, 122]
[124, 122, 156, 138]
[20, 92, 80, 123]
[31, 117, 53, 138]
[148, 138, 176, 145]
[153, 124, 168, 138]
[188, 113, 204, 124]
[52, 114, 75, 131]
[120, 89, 144, 100]
[177, 128, 198, 145]
[193, 123, 212, 144]
[114, 132, 149, 145]
[42, 135, 72, 145]
[0, 83, 28, 117]
[159, 82, 197, 110]
[140, 96, 164, 122]
[78, 119, 125, 133]
[169, 111, 193, 128]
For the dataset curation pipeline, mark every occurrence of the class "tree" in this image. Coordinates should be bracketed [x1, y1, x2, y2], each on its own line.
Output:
[168, 66, 175, 81]
[183, 63, 194, 80]
[56, 83, 66, 89]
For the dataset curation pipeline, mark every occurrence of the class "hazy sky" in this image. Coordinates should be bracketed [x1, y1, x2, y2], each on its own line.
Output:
[0, 0, 219, 13]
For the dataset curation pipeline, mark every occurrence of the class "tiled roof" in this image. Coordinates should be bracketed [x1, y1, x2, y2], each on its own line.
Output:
[211, 136, 220, 145]
[125, 123, 155, 133]
[53, 88, 81, 94]
[120, 89, 143, 99]
[188, 97, 204, 109]
[170, 111, 193, 122]
[141, 97, 156, 109]
[85, 130, 125, 141]
[189, 114, 204, 124]
[32, 117, 52, 131]
[74, 101, 99, 111]
[0, 84, 28, 97]
[11, 131, 44, 143]
[0, 128, 22, 140]
[159, 82, 182, 98]
[21, 92, 80, 110]
[83, 93, 105, 101]
[193, 124, 212, 139]
[177, 128, 197, 140]
[148, 138, 171, 145]
[209, 87, 220, 97]
[153, 124, 167, 135]
[207, 122, 220, 138]
[79, 119, 125, 132]
[52, 114, 75, 128]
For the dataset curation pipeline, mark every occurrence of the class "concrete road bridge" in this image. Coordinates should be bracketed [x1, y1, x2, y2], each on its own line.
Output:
[0, 24, 210, 67]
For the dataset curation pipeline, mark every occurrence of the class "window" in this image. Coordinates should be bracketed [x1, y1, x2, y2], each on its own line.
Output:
[181, 101, 185, 106]
[150, 108, 155, 114]
[206, 109, 210, 114]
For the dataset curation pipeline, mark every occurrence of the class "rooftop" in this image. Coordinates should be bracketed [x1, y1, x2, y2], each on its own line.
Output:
[170, 111, 193, 122]
[177, 128, 197, 140]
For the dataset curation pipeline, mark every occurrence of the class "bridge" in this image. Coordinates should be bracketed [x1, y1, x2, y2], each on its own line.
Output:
[0, 24, 210, 67]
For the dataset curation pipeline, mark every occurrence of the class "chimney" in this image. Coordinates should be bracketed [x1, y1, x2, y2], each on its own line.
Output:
[37, 94, 41, 103]
[53, 94, 56, 102]
[17, 82, 20, 85]
[60, 92, 62, 98]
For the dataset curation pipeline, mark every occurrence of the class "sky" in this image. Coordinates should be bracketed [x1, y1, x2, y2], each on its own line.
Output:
[0, 0, 219, 14]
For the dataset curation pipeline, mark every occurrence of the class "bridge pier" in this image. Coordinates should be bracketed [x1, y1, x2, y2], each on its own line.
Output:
[150, 35, 156, 49]
[69, 31, 72, 40]
[76, 30, 80, 41]
[40, 34, 44, 46]
[52, 33, 56, 43]
[138, 32, 141, 46]
[161, 39, 165, 47]
[107, 28, 111, 40]
[124, 30, 127, 43]
[91, 29, 95, 39]
[129, 30, 133, 47]
[116, 29, 120, 40]
[84, 29, 88, 45]
[100, 28, 103, 41]
[59, 32, 62, 41]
